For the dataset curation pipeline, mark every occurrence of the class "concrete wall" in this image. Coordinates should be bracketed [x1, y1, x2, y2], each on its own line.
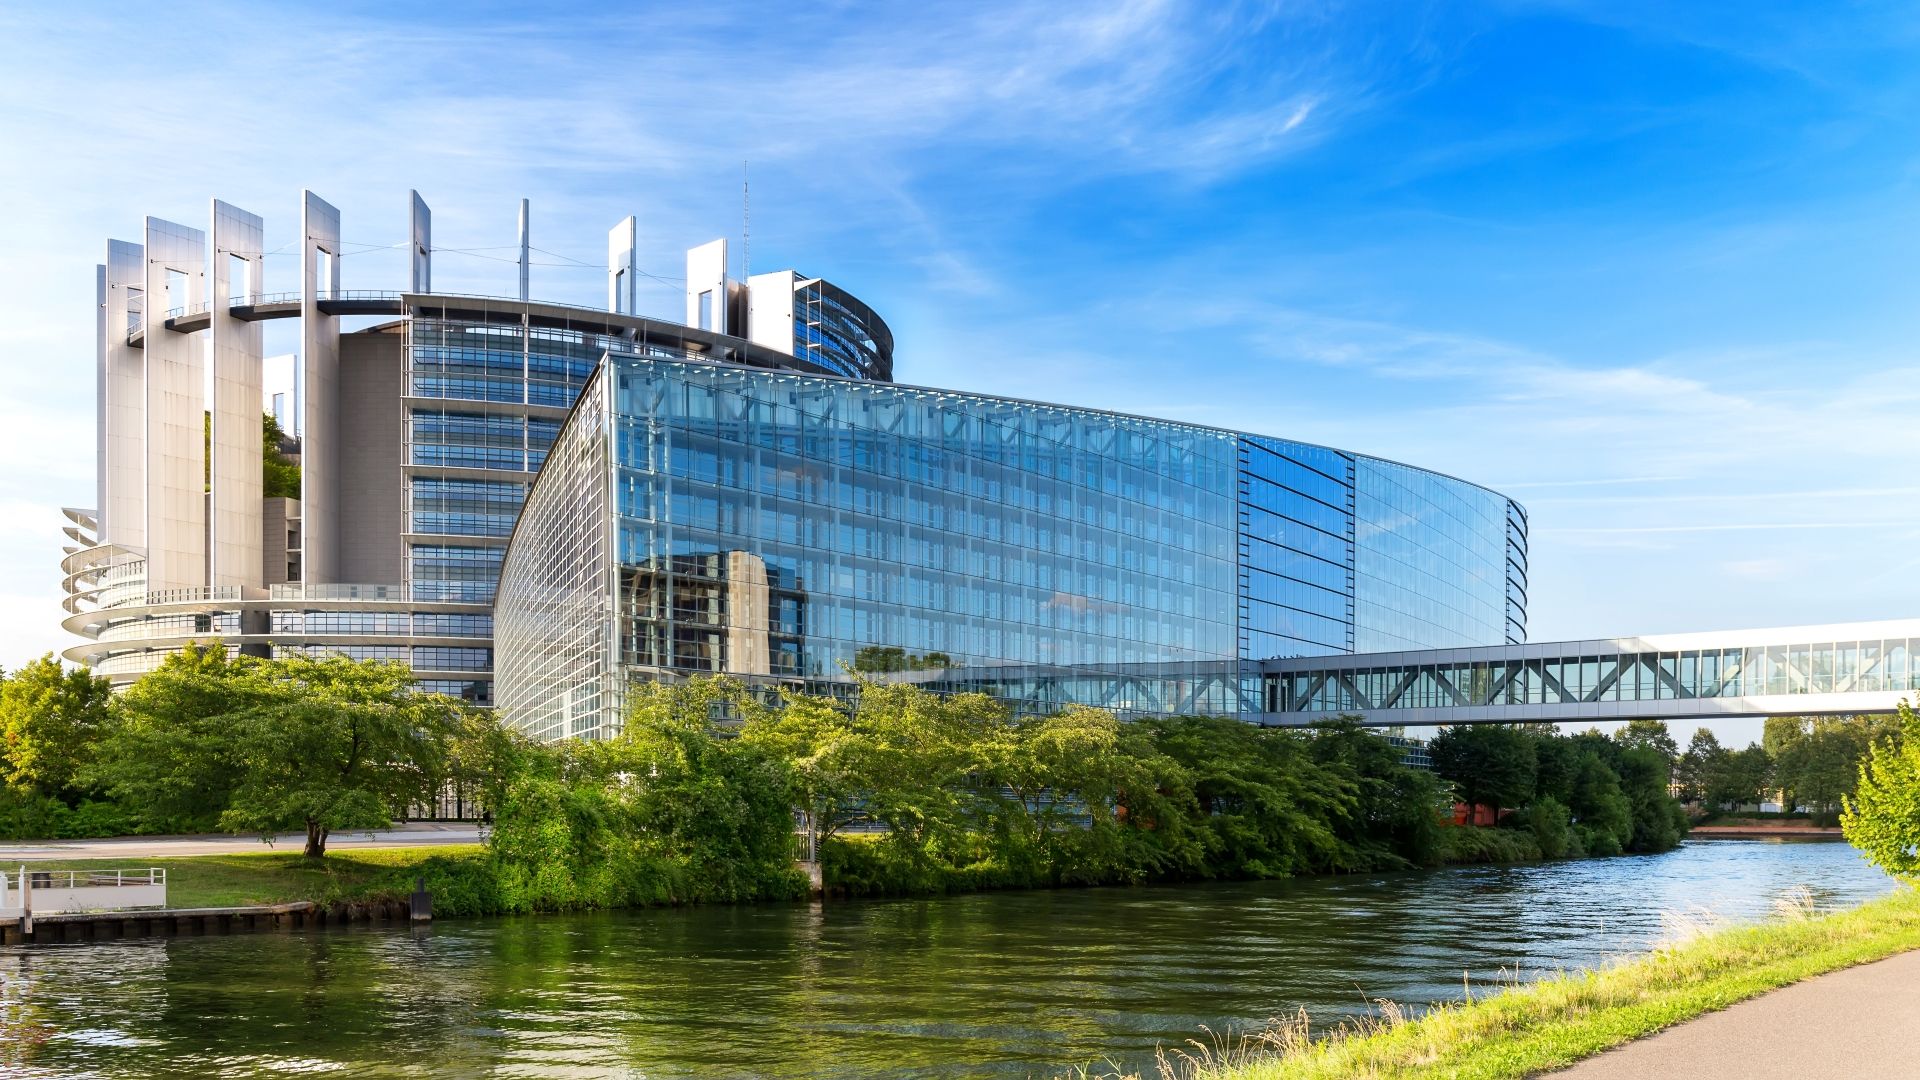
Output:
[335, 329, 406, 586]
[262, 497, 300, 585]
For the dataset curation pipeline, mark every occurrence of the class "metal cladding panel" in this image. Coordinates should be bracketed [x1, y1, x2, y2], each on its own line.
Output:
[685, 238, 729, 332]
[209, 199, 265, 588]
[99, 240, 145, 547]
[409, 191, 431, 293]
[745, 270, 798, 355]
[300, 191, 342, 584]
[142, 217, 206, 591]
[517, 198, 530, 301]
[607, 216, 636, 314]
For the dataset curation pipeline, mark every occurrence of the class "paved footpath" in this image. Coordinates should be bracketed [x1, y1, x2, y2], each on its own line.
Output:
[0, 821, 482, 860]
[1547, 948, 1920, 1079]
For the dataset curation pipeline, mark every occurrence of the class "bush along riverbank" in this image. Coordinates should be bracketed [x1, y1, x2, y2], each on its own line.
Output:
[368, 678, 1686, 914]
[1111, 883, 1920, 1080]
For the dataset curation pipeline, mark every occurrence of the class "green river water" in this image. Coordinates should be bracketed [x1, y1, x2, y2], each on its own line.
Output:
[0, 839, 1893, 1078]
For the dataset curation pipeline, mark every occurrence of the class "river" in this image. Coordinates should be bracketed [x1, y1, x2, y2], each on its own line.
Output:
[0, 839, 1894, 1078]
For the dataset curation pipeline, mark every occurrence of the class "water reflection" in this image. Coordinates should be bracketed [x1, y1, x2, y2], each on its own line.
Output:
[0, 840, 1893, 1078]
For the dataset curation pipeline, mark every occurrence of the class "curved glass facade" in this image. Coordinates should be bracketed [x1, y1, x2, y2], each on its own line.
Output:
[795, 279, 894, 381]
[495, 351, 1528, 739]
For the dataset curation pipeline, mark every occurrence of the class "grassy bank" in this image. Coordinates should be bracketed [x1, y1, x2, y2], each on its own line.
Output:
[22, 846, 481, 909]
[1134, 885, 1920, 1080]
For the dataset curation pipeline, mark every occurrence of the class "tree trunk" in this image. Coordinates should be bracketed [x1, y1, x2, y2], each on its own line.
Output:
[304, 820, 328, 859]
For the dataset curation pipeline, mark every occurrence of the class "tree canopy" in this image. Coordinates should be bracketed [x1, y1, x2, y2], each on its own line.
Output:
[0, 654, 110, 797]
[90, 644, 469, 855]
[1841, 700, 1920, 878]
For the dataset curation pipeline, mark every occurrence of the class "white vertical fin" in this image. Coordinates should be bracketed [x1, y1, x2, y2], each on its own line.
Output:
[299, 190, 341, 585]
[607, 216, 637, 315]
[209, 199, 265, 589]
[518, 198, 531, 301]
[141, 216, 206, 591]
[410, 191, 431, 293]
[100, 240, 145, 547]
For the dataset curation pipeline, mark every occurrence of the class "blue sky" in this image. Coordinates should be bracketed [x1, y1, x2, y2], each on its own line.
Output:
[2, 1, 1917, 744]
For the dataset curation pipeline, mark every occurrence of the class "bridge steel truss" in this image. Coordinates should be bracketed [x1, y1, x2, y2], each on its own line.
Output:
[1258, 619, 1920, 727]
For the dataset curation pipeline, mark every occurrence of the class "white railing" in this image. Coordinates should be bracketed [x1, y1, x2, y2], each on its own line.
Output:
[1, 866, 168, 916]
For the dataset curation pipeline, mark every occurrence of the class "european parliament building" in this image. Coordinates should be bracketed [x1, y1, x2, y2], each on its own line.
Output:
[62, 190, 1528, 740]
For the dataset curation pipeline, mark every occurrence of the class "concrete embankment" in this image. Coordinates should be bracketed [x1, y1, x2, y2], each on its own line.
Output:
[0, 898, 422, 946]
[1689, 825, 1844, 839]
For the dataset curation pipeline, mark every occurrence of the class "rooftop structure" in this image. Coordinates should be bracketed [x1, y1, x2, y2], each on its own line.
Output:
[62, 191, 891, 704]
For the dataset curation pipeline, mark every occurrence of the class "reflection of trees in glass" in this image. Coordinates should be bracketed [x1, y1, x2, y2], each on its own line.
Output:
[851, 646, 953, 673]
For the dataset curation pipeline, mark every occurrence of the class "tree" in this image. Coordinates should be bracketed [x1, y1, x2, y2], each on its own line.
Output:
[614, 678, 800, 898]
[986, 705, 1134, 869]
[217, 655, 464, 856]
[91, 643, 255, 833]
[1428, 724, 1537, 822]
[1842, 701, 1918, 878]
[740, 688, 863, 859]
[0, 655, 111, 797]
[1675, 728, 1724, 806]
[1616, 744, 1687, 851]
[1766, 715, 1890, 814]
[836, 679, 984, 863]
[262, 412, 301, 499]
[1614, 719, 1679, 785]
[1563, 746, 1633, 854]
[1145, 715, 1352, 877]
[1704, 743, 1772, 811]
[1308, 717, 1446, 867]
[96, 647, 462, 855]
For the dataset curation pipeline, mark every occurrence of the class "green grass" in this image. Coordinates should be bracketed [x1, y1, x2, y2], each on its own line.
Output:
[20, 845, 485, 909]
[1133, 885, 1920, 1080]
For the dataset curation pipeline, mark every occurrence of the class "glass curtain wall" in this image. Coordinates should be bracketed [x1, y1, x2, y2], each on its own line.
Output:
[497, 349, 1528, 738]
[492, 372, 614, 741]
[1352, 459, 1517, 652]
[402, 317, 605, 703]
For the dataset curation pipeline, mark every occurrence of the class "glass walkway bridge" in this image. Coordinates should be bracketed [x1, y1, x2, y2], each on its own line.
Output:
[1258, 619, 1920, 727]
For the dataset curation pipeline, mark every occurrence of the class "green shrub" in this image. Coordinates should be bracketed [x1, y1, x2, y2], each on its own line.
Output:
[56, 799, 141, 838]
[1435, 825, 1543, 865]
[0, 789, 66, 840]
[1519, 796, 1573, 859]
[1576, 823, 1624, 858]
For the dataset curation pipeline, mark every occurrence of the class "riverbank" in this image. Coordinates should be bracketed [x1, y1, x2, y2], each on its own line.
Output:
[1146, 883, 1920, 1080]
[3, 823, 1641, 922]
[2, 840, 1889, 1076]
[1688, 824, 1843, 839]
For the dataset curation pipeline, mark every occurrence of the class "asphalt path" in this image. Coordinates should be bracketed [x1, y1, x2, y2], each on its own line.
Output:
[1548, 948, 1920, 1079]
[0, 822, 483, 860]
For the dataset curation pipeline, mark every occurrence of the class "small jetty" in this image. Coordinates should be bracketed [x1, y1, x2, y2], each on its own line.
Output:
[1, 865, 424, 946]
[0, 899, 426, 946]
